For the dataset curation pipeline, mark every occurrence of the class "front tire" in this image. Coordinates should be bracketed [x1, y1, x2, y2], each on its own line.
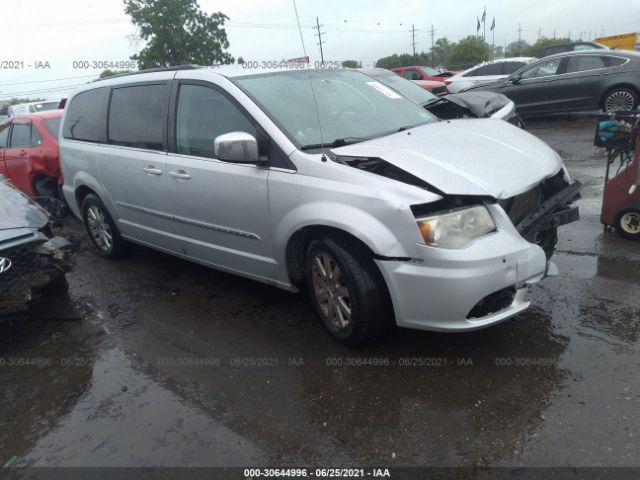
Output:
[602, 87, 638, 113]
[82, 194, 126, 259]
[615, 207, 640, 240]
[305, 235, 392, 346]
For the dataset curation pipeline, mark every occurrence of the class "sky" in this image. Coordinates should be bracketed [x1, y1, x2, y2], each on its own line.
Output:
[2, 0, 639, 101]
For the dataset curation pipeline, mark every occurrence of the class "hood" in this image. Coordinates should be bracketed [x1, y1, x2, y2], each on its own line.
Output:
[445, 92, 511, 118]
[332, 119, 562, 199]
[0, 180, 49, 230]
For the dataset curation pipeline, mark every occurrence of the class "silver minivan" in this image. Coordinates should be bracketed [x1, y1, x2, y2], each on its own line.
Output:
[60, 66, 581, 346]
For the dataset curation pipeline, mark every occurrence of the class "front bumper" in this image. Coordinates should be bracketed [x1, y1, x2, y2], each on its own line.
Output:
[376, 205, 548, 332]
[0, 234, 76, 317]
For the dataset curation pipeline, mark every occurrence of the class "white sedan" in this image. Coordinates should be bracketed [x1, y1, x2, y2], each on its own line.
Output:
[446, 57, 536, 94]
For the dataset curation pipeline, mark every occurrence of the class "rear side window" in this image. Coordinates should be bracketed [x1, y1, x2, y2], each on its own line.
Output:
[403, 69, 422, 80]
[470, 63, 503, 76]
[43, 117, 61, 139]
[603, 56, 628, 67]
[0, 124, 9, 148]
[63, 87, 109, 142]
[566, 55, 606, 73]
[108, 84, 166, 150]
[500, 62, 527, 74]
[9, 123, 32, 147]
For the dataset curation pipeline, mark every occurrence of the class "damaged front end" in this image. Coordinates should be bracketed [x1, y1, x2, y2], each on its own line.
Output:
[0, 234, 76, 316]
[0, 178, 77, 318]
[500, 169, 582, 259]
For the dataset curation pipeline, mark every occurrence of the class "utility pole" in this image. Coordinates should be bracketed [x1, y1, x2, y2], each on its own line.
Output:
[517, 23, 523, 55]
[553, 28, 556, 39]
[537, 27, 541, 41]
[429, 25, 436, 65]
[410, 24, 418, 58]
[313, 17, 325, 64]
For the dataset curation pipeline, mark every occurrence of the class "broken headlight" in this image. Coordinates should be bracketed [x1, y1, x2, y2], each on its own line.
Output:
[416, 205, 496, 249]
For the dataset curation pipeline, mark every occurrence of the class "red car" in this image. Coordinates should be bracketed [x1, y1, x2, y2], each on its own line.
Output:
[391, 65, 458, 82]
[0, 110, 63, 199]
[412, 79, 449, 96]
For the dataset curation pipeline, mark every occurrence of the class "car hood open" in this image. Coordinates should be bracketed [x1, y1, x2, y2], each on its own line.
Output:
[0, 180, 49, 231]
[332, 119, 562, 199]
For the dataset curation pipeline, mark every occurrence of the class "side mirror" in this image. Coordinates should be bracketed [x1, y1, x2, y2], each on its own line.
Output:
[214, 132, 260, 163]
[510, 74, 522, 84]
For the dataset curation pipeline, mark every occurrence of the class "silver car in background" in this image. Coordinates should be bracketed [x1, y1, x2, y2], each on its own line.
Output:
[59, 66, 580, 346]
[446, 57, 536, 94]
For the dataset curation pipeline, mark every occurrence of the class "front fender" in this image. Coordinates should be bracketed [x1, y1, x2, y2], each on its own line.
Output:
[272, 201, 422, 285]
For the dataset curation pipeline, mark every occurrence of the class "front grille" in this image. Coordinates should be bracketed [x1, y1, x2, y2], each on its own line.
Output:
[500, 186, 542, 226]
[0, 243, 45, 296]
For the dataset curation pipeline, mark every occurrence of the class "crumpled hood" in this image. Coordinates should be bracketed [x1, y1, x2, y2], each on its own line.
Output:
[332, 119, 562, 199]
[0, 180, 49, 230]
[445, 91, 511, 118]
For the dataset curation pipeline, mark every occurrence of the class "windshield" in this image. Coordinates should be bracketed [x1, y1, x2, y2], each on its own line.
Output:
[373, 73, 438, 106]
[233, 69, 437, 149]
[420, 66, 440, 77]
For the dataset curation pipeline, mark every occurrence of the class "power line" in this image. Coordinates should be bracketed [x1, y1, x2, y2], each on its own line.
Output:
[0, 74, 98, 88]
[0, 83, 88, 100]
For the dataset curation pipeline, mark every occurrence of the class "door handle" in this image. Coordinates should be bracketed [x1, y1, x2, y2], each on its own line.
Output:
[18, 149, 27, 156]
[169, 170, 191, 180]
[142, 166, 163, 175]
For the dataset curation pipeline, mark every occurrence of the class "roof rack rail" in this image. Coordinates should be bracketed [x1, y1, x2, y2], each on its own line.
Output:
[93, 65, 202, 82]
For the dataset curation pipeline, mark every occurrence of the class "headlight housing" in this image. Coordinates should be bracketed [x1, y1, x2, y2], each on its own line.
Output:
[416, 205, 496, 249]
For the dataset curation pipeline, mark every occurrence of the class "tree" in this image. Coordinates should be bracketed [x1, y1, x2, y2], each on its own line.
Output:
[506, 39, 531, 57]
[429, 37, 453, 67]
[99, 69, 133, 79]
[237, 57, 245, 65]
[124, 0, 233, 69]
[524, 37, 570, 56]
[446, 36, 490, 69]
[375, 54, 400, 69]
[342, 60, 362, 68]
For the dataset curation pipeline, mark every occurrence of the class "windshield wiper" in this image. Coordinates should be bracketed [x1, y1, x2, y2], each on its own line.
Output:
[300, 136, 368, 151]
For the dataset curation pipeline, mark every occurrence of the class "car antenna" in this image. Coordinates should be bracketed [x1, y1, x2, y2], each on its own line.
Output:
[292, 0, 327, 161]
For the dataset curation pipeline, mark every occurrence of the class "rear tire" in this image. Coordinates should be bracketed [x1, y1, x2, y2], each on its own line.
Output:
[615, 207, 640, 240]
[305, 235, 393, 347]
[81, 194, 126, 259]
[602, 87, 639, 113]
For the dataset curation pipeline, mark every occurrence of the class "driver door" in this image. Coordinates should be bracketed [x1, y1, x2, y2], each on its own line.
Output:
[508, 57, 564, 115]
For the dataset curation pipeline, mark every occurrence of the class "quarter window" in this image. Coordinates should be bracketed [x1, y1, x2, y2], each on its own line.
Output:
[521, 58, 562, 79]
[108, 84, 166, 150]
[175, 84, 255, 159]
[63, 87, 108, 142]
[9, 123, 32, 148]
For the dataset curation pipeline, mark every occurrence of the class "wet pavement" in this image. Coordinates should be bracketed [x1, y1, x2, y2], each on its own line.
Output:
[1, 118, 639, 471]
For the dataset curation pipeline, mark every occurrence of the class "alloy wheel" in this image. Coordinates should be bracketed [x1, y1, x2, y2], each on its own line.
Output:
[86, 204, 113, 251]
[605, 90, 636, 113]
[310, 251, 352, 332]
